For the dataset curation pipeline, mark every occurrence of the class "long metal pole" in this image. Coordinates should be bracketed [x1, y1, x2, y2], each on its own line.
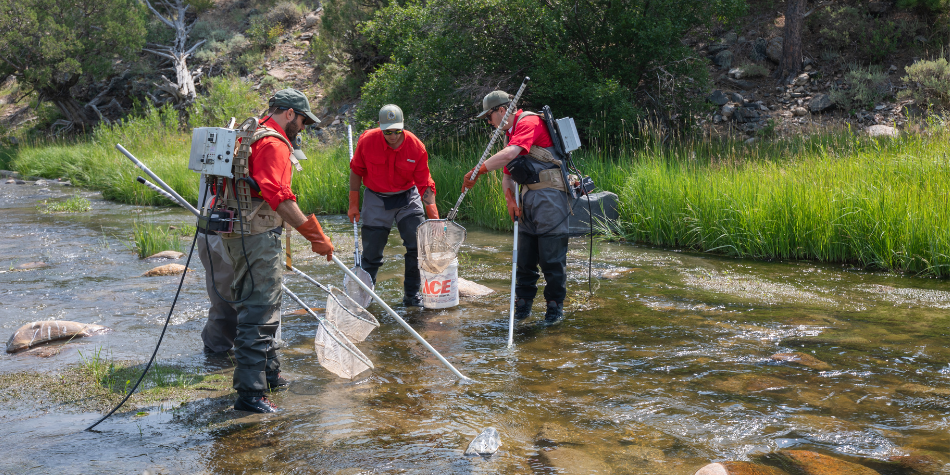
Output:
[331, 255, 471, 381]
[117, 144, 199, 216]
[507, 190, 520, 348]
[447, 77, 530, 221]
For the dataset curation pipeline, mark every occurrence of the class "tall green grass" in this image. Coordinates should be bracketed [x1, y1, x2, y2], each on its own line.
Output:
[614, 129, 950, 276]
[7, 96, 950, 275]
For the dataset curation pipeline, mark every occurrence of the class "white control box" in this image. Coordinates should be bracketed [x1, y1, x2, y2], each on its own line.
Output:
[188, 127, 237, 177]
[556, 117, 581, 153]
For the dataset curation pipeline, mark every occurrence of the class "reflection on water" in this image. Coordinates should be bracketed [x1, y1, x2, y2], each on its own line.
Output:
[1, 181, 950, 474]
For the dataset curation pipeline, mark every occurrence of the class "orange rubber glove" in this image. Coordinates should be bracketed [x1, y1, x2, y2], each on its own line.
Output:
[504, 188, 521, 222]
[424, 203, 439, 220]
[347, 190, 360, 223]
[462, 164, 489, 191]
[296, 214, 334, 261]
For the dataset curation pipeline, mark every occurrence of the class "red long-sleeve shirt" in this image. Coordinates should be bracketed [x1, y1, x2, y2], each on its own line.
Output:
[350, 128, 436, 196]
[247, 118, 297, 210]
[503, 110, 554, 175]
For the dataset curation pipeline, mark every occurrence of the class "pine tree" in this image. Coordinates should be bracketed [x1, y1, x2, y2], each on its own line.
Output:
[0, 0, 147, 130]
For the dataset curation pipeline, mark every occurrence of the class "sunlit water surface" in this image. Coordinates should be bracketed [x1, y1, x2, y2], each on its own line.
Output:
[1, 181, 950, 474]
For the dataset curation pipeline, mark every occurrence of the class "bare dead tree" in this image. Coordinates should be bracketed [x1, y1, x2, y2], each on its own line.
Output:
[775, 0, 806, 84]
[142, 0, 205, 107]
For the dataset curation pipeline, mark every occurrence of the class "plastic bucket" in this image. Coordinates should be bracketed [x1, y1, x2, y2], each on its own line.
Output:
[421, 258, 459, 309]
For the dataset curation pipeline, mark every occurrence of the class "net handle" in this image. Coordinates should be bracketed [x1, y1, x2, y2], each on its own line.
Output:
[507, 190, 519, 348]
[446, 76, 530, 221]
[331, 255, 473, 381]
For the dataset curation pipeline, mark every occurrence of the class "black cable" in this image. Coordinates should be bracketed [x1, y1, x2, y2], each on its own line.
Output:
[85, 229, 199, 431]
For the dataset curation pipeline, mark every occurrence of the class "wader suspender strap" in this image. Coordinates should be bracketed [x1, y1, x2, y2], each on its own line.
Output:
[510, 112, 569, 195]
[222, 118, 296, 237]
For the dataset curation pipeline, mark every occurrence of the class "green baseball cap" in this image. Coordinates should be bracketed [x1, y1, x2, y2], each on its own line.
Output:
[378, 104, 404, 130]
[475, 90, 512, 118]
[268, 88, 320, 125]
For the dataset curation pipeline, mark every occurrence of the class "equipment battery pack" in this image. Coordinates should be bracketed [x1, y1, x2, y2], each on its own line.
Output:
[198, 209, 234, 234]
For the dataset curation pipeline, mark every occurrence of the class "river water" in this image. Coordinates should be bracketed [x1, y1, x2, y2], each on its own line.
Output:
[1, 180, 950, 474]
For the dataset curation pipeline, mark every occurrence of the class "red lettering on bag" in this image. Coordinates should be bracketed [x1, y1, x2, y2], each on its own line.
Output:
[430, 280, 442, 294]
[441, 280, 452, 294]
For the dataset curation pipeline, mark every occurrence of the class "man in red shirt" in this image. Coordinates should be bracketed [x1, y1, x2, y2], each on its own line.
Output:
[462, 91, 570, 325]
[349, 104, 439, 307]
[222, 89, 334, 413]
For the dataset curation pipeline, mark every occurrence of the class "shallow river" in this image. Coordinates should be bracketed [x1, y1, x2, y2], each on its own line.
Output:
[2, 180, 950, 474]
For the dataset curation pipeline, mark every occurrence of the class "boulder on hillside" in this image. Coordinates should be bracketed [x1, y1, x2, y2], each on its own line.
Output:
[715, 50, 734, 69]
[866, 125, 898, 138]
[767, 37, 783, 63]
[708, 90, 729, 105]
[809, 94, 833, 112]
[752, 38, 768, 61]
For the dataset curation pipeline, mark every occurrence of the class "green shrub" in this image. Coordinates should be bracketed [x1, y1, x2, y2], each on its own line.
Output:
[899, 58, 950, 109]
[186, 0, 215, 14]
[814, 6, 912, 64]
[189, 76, 261, 128]
[830, 65, 891, 111]
[246, 17, 284, 50]
[896, 0, 950, 12]
[359, 0, 745, 139]
[266, 1, 303, 29]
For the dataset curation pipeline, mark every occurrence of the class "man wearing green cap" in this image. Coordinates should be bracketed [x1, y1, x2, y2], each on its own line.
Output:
[221, 88, 334, 413]
[462, 90, 570, 325]
[348, 104, 439, 307]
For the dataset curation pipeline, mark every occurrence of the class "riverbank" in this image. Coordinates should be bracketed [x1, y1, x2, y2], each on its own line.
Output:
[3, 109, 948, 276]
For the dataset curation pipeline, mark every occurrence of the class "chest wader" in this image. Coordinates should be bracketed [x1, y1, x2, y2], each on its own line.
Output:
[506, 112, 571, 311]
[218, 117, 303, 397]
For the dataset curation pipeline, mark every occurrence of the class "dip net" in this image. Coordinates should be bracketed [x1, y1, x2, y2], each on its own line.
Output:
[325, 285, 379, 342]
[314, 320, 374, 379]
[416, 219, 467, 274]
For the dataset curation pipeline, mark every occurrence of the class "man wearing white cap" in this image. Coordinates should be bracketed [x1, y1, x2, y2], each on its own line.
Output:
[348, 104, 439, 307]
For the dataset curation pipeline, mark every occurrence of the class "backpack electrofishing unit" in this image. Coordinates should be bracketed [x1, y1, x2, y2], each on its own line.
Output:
[188, 117, 301, 237]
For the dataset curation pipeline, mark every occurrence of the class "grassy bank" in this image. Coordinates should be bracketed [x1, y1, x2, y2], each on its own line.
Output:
[5, 103, 950, 276]
[616, 132, 950, 276]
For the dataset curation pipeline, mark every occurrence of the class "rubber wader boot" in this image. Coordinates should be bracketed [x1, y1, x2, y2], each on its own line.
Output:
[234, 394, 279, 413]
[514, 298, 533, 321]
[543, 301, 564, 325]
[267, 373, 288, 390]
[403, 292, 423, 307]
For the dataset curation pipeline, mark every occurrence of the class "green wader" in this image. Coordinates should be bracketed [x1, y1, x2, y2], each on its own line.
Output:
[223, 230, 283, 397]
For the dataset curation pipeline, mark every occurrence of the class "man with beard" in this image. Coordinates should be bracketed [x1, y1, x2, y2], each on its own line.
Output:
[222, 88, 334, 413]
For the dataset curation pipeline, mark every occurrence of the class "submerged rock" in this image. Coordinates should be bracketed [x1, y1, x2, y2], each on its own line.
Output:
[146, 250, 185, 260]
[457, 278, 494, 297]
[695, 461, 790, 475]
[464, 427, 501, 456]
[14, 261, 49, 271]
[539, 446, 607, 473]
[771, 352, 831, 371]
[143, 264, 187, 277]
[757, 450, 879, 475]
[6, 320, 109, 353]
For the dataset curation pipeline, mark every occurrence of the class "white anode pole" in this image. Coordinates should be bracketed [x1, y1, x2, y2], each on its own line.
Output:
[507, 190, 520, 348]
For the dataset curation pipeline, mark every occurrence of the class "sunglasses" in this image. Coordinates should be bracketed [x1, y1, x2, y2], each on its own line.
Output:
[484, 106, 504, 124]
[382, 129, 404, 136]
